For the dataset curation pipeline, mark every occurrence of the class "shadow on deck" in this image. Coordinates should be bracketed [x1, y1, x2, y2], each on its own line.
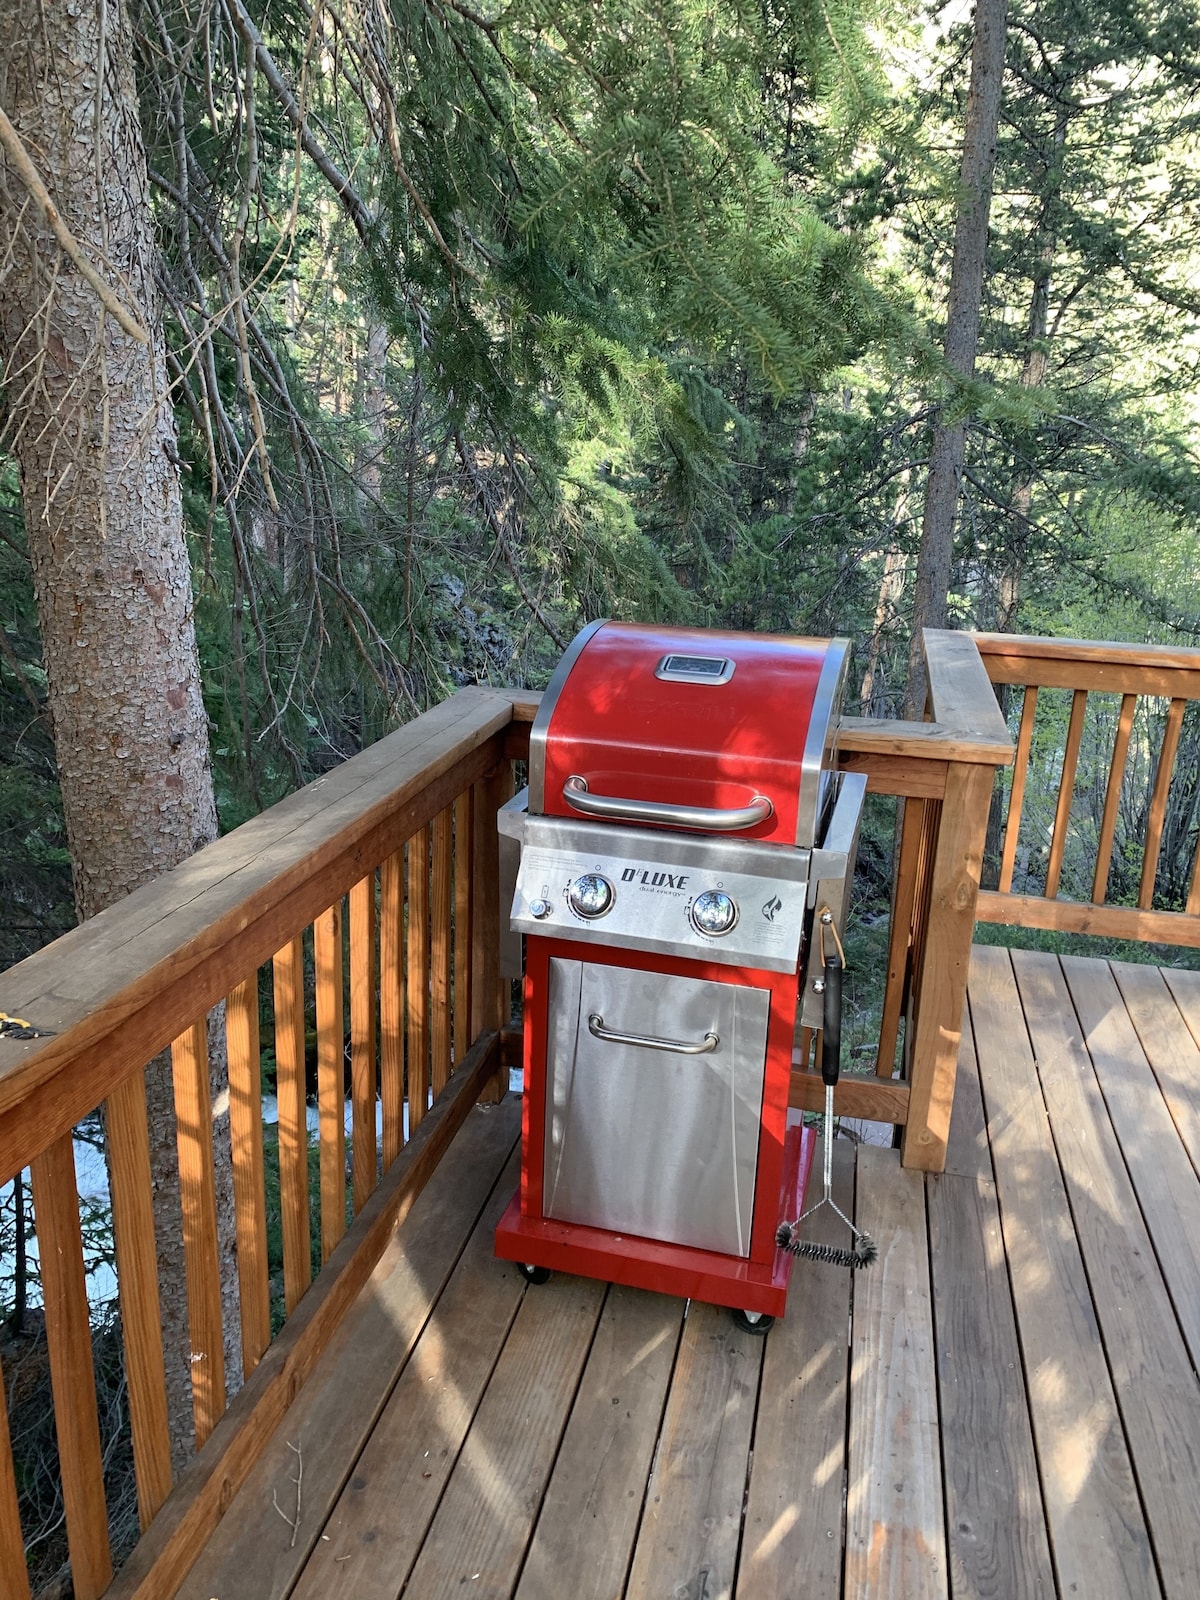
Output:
[143, 947, 1200, 1600]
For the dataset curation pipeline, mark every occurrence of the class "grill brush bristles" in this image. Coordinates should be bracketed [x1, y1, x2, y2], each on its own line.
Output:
[776, 1221, 878, 1270]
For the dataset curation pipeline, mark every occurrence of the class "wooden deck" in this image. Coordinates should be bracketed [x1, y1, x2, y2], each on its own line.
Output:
[162, 948, 1200, 1600]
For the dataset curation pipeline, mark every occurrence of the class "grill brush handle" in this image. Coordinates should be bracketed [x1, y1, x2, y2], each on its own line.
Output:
[564, 775, 773, 832]
[821, 951, 843, 1088]
[587, 1013, 719, 1055]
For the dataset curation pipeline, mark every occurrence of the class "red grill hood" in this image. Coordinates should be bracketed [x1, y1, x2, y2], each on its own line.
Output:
[528, 622, 849, 849]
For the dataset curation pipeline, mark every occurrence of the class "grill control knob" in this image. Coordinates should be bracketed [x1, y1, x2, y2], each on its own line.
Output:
[568, 873, 614, 919]
[690, 889, 738, 937]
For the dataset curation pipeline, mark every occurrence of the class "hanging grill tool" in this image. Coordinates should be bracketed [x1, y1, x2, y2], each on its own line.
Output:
[775, 912, 877, 1270]
[494, 621, 868, 1325]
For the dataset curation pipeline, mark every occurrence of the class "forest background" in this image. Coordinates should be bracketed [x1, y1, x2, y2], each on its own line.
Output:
[4, 0, 1200, 975]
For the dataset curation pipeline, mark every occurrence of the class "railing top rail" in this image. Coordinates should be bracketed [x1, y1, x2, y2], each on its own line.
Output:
[973, 632, 1200, 676]
[0, 688, 518, 1184]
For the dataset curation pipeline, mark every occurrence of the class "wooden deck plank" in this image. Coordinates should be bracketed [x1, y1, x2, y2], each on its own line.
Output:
[1062, 956, 1200, 1372]
[1013, 951, 1200, 1600]
[844, 1145, 947, 1600]
[290, 1148, 527, 1600]
[174, 1098, 521, 1600]
[970, 944, 1159, 1600]
[516, 1287, 685, 1600]
[399, 1274, 607, 1600]
[942, 1003, 991, 1182]
[927, 1169, 1054, 1600]
[625, 1301, 763, 1600]
[736, 1139, 854, 1600]
[1134, 964, 1200, 1175]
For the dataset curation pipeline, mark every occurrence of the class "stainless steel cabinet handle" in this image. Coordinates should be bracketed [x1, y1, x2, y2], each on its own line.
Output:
[564, 775, 772, 832]
[587, 1013, 719, 1054]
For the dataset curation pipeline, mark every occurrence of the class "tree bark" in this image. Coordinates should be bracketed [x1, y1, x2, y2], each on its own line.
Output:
[906, 0, 1009, 718]
[999, 100, 1070, 631]
[0, 0, 240, 1466]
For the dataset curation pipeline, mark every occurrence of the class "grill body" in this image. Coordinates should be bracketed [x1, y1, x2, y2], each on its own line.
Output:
[495, 621, 864, 1317]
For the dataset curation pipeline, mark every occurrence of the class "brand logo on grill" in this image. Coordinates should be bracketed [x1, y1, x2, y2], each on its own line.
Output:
[761, 895, 783, 922]
[620, 867, 690, 889]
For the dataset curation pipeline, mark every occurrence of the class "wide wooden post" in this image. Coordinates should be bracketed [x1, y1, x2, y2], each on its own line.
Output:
[900, 758, 995, 1169]
[899, 632, 1011, 1171]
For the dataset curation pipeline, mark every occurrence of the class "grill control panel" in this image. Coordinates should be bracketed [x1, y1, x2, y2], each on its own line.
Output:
[509, 815, 810, 974]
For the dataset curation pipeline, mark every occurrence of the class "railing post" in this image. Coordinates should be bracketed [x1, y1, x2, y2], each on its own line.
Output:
[897, 630, 1012, 1172]
[901, 757, 995, 1170]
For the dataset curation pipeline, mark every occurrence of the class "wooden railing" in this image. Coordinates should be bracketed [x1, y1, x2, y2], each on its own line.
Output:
[0, 689, 518, 1600]
[0, 638, 1014, 1600]
[972, 635, 1200, 946]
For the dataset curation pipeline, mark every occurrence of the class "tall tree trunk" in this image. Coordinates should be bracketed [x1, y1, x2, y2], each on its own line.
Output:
[0, 0, 240, 1465]
[999, 101, 1070, 631]
[906, 0, 1009, 718]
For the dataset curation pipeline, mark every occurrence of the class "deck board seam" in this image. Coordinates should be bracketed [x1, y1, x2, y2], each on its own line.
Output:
[974, 947, 1118, 1600]
[1010, 952, 1170, 1600]
[1071, 959, 1200, 1376]
[508, 1281, 615, 1598]
[386, 1253, 531, 1600]
[922, 1165, 955, 1600]
[275, 1116, 524, 1600]
[729, 1280, 776, 1596]
[616, 1297, 690, 1598]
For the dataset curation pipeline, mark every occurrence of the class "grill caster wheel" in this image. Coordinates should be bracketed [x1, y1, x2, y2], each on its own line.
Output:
[732, 1308, 774, 1336]
[518, 1263, 551, 1285]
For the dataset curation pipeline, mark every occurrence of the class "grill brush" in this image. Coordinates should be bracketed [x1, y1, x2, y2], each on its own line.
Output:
[775, 914, 877, 1271]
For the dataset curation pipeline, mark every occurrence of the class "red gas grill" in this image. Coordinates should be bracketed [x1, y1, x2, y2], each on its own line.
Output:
[494, 621, 865, 1321]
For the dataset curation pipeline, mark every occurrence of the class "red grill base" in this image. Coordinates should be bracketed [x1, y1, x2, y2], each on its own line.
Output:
[495, 1095, 816, 1318]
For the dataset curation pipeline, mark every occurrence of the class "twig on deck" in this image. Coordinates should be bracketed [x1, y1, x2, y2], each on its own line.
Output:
[270, 1438, 303, 1548]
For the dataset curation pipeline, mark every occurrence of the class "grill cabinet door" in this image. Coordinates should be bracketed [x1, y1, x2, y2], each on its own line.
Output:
[542, 958, 770, 1257]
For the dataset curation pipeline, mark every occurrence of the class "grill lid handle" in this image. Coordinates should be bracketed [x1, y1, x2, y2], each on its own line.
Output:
[563, 775, 773, 832]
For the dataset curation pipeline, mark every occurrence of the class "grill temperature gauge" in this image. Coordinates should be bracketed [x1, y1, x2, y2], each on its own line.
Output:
[689, 889, 738, 936]
[568, 873, 615, 919]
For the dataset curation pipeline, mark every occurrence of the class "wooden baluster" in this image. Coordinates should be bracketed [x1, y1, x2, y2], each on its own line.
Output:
[29, 1135, 112, 1599]
[407, 825, 432, 1131]
[0, 1351, 31, 1600]
[431, 805, 453, 1096]
[379, 848, 405, 1169]
[106, 1071, 172, 1525]
[876, 798, 924, 1078]
[495, 763, 516, 1028]
[349, 873, 377, 1213]
[1092, 693, 1137, 905]
[315, 902, 347, 1262]
[272, 939, 311, 1315]
[1140, 697, 1186, 909]
[225, 978, 271, 1376]
[998, 685, 1038, 893]
[171, 1019, 226, 1446]
[1187, 815, 1200, 917]
[453, 787, 474, 1066]
[1044, 689, 1087, 899]
[472, 765, 506, 1100]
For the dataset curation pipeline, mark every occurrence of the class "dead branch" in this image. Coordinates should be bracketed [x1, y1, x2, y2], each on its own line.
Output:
[0, 106, 150, 343]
